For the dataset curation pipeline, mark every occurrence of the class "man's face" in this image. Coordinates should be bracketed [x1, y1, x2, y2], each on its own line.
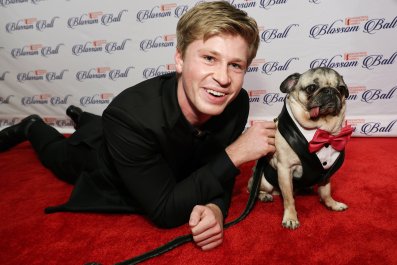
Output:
[175, 34, 250, 125]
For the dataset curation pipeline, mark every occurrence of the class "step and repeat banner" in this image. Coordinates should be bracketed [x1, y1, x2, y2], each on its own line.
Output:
[0, 0, 396, 136]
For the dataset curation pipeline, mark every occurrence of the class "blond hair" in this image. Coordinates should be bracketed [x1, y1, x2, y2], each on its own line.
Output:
[176, 1, 260, 65]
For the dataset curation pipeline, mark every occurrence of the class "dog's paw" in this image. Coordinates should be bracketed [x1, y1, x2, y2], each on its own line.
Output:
[321, 199, 348, 211]
[282, 209, 300, 229]
[258, 191, 273, 202]
[329, 201, 348, 211]
[282, 219, 300, 230]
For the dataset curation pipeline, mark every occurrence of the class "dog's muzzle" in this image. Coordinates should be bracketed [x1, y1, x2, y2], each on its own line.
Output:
[309, 87, 343, 118]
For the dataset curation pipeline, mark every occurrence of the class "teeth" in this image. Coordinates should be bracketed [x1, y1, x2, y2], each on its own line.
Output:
[206, 89, 225, 97]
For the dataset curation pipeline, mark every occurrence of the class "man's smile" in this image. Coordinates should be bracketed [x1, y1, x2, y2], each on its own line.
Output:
[205, 89, 226, 97]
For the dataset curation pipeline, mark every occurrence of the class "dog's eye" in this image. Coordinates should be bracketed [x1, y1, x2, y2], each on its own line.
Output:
[306, 84, 317, 94]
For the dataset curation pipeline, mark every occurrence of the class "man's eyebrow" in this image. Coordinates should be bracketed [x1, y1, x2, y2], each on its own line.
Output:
[199, 49, 247, 63]
[198, 48, 219, 56]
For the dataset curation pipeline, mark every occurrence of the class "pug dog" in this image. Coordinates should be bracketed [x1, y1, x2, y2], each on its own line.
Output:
[248, 67, 353, 229]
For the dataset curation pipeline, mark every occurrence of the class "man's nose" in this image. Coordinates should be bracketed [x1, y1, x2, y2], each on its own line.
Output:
[213, 64, 231, 86]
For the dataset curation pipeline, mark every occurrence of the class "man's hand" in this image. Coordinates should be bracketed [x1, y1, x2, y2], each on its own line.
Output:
[189, 204, 224, 251]
[226, 120, 276, 167]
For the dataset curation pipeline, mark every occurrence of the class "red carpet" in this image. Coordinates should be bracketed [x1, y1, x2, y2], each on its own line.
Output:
[0, 138, 396, 265]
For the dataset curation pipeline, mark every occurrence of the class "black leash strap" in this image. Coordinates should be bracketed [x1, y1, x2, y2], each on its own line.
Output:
[87, 157, 266, 265]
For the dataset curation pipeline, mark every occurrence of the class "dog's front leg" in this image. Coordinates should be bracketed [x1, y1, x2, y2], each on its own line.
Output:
[318, 181, 348, 211]
[278, 167, 300, 229]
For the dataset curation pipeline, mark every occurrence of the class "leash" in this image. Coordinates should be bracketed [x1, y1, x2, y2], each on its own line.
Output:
[87, 157, 266, 265]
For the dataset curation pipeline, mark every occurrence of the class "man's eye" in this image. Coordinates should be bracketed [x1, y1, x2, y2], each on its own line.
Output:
[231, 63, 246, 72]
[231, 63, 241, 69]
[203, 56, 214, 62]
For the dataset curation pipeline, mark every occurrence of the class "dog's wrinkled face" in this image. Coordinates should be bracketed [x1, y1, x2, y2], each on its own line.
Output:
[281, 67, 348, 126]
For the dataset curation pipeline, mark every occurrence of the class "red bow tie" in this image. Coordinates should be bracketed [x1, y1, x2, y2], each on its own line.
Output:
[309, 125, 354, 153]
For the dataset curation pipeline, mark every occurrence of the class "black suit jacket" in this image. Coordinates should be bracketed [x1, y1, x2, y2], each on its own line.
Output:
[46, 73, 249, 228]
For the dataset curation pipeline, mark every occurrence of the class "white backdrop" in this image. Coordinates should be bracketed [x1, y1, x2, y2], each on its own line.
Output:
[0, 0, 396, 136]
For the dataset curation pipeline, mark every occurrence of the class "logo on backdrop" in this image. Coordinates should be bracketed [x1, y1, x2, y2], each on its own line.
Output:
[140, 35, 175, 52]
[20, 94, 72, 105]
[261, 24, 299, 43]
[261, 57, 299, 75]
[248, 90, 267, 103]
[0, 71, 9, 81]
[360, 120, 397, 136]
[50, 95, 72, 105]
[345, 85, 366, 101]
[46, 70, 68, 82]
[174, 4, 189, 18]
[41, 43, 63, 57]
[75, 66, 134, 81]
[136, 4, 177, 22]
[310, 52, 367, 69]
[31, 0, 45, 5]
[143, 64, 175, 79]
[56, 119, 75, 128]
[229, 0, 256, 9]
[245, 59, 265, 73]
[5, 17, 59, 33]
[0, 0, 45, 7]
[362, 51, 397, 70]
[262, 92, 286, 105]
[72, 39, 131, 56]
[0, 95, 14, 104]
[43, 117, 74, 128]
[67, 10, 128, 29]
[244, 58, 298, 75]
[21, 94, 50, 105]
[11, 43, 64, 58]
[16, 69, 67, 82]
[259, 0, 288, 10]
[0, 0, 28, 7]
[248, 89, 286, 106]
[363, 16, 397, 34]
[309, 16, 368, 39]
[80, 93, 114, 106]
[361, 86, 397, 103]
[0, 118, 20, 127]
[346, 85, 396, 103]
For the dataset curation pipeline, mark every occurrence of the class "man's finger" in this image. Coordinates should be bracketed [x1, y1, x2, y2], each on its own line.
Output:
[200, 238, 223, 251]
[195, 229, 223, 247]
[192, 222, 220, 242]
[190, 214, 217, 235]
[268, 137, 275, 145]
[189, 205, 204, 227]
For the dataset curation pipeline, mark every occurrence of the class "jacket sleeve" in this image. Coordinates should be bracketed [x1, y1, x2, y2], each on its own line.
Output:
[102, 92, 249, 228]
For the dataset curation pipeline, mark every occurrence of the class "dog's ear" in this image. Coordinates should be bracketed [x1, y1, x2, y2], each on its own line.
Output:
[339, 76, 349, 98]
[340, 86, 349, 98]
[280, 73, 300, 93]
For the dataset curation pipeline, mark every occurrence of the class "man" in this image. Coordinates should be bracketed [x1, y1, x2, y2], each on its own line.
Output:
[0, 1, 276, 251]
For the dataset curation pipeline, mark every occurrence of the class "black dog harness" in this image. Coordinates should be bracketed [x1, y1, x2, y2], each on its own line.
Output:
[263, 102, 345, 189]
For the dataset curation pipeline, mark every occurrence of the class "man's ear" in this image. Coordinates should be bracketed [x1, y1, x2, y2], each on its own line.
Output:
[175, 49, 183, 74]
[280, 73, 300, 93]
